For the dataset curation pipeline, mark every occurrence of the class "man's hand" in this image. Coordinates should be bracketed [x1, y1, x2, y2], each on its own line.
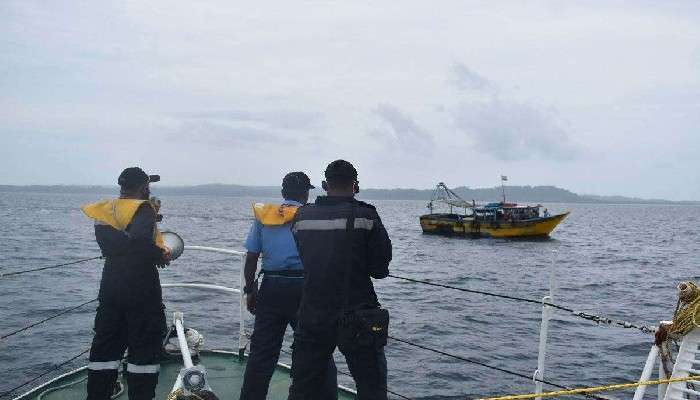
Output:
[158, 246, 172, 268]
[246, 291, 257, 315]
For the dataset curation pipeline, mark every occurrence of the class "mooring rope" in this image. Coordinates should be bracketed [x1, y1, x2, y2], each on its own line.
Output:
[668, 282, 700, 336]
[388, 273, 656, 334]
[0, 348, 89, 399]
[0, 298, 98, 341]
[0, 256, 103, 279]
[478, 374, 700, 400]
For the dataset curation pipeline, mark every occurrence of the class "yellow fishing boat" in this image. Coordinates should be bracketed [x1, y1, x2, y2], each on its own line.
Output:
[419, 182, 569, 238]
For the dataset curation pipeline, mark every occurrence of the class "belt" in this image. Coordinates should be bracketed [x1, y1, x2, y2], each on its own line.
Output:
[260, 269, 304, 278]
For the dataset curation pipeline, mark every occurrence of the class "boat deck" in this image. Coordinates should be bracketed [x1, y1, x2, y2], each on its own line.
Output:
[17, 350, 355, 400]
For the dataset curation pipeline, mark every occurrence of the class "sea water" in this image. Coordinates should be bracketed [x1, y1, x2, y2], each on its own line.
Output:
[1, 191, 699, 399]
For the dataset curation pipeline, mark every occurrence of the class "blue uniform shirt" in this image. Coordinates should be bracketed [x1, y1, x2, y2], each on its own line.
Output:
[244, 199, 303, 272]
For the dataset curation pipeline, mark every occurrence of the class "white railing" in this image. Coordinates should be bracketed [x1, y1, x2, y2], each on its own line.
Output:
[534, 295, 553, 400]
[632, 321, 678, 400]
[162, 245, 248, 357]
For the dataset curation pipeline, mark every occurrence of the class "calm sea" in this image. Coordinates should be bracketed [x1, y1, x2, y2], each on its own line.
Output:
[1, 192, 700, 399]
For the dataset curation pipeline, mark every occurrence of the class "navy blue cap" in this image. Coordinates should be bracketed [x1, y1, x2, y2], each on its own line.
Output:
[118, 167, 160, 189]
[283, 171, 315, 192]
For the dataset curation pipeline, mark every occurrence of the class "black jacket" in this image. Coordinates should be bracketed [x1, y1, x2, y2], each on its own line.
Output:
[94, 204, 163, 306]
[292, 196, 392, 326]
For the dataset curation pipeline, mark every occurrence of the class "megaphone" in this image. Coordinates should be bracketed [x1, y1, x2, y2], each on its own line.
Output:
[161, 231, 185, 261]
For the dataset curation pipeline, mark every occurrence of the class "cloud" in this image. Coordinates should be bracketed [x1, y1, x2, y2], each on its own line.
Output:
[448, 63, 580, 161]
[454, 99, 580, 161]
[169, 120, 297, 149]
[371, 103, 435, 153]
[450, 62, 494, 92]
[175, 109, 324, 131]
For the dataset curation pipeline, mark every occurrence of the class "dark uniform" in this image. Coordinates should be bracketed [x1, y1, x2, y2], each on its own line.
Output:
[288, 196, 392, 400]
[82, 168, 167, 400]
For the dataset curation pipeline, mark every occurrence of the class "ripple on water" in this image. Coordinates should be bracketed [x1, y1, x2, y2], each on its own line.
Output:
[1, 194, 699, 397]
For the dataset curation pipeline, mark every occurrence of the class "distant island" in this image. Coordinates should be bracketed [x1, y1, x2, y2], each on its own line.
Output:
[1, 184, 698, 205]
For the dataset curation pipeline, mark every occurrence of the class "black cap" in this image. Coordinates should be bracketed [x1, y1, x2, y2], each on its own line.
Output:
[324, 159, 357, 182]
[118, 167, 160, 189]
[282, 172, 315, 192]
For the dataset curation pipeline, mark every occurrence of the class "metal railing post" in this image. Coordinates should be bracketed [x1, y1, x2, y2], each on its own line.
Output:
[534, 295, 552, 400]
[238, 254, 247, 359]
[658, 350, 666, 400]
[633, 344, 660, 400]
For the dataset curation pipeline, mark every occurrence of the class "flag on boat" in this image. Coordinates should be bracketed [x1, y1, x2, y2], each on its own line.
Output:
[501, 175, 508, 181]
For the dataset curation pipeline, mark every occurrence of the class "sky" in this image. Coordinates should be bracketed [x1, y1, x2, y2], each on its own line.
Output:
[1, 1, 700, 200]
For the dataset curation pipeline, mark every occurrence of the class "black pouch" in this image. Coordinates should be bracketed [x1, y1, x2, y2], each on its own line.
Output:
[355, 307, 389, 347]
[338, 307, 390, 351]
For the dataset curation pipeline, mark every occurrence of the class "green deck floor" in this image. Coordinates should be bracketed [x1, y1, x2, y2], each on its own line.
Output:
[18, 351, 355, 400]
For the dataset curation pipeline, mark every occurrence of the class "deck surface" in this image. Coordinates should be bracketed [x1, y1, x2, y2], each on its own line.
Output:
[19, 351, 355, 399]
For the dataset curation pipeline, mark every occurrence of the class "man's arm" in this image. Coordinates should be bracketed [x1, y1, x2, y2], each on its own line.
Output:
[243, 220, 263, 314]
[244, 252, 260, 314]
[128, 204, 165, 263]
[366, 213, 392, 279]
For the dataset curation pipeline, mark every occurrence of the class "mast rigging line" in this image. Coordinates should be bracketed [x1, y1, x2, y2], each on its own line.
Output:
[0, 298, 98, 341]
[0, 256, 103, 279]
[388, 273, 656, 334]
[387, 335, 612, 400]
[0, 348, 89, 399]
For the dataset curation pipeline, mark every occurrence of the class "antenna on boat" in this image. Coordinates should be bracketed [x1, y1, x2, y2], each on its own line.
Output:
[500, 175, 508, 203]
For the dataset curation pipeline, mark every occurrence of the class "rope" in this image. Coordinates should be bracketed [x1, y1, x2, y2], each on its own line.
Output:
[0, 256, 103, 279]
[388, 274, 656, 334]
[1, 298, 98, 341]
[478, 374, 700, 400]
[668, 282, 700, 336]
[388, 335, 611, 400]
[0, 348, 89, 399]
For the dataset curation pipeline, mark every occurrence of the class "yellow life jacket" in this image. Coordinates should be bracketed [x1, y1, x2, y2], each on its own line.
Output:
[81, 199, 167, 250]
[252, 203, 299, 226]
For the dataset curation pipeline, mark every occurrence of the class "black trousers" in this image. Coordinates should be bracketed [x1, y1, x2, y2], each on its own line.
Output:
[86, 301, 165, 400]
[240, 277, 338, 400]
[288, 320, 388, 400]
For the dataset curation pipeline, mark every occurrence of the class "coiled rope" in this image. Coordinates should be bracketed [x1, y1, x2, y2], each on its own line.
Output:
[0, 348, 89, 399]
[0, 256, 103, 279]
[668, 281, 700, 337]
[388, 273, 656, 334]
[478, 374, 700, 400]
[0, 298, 97, 341]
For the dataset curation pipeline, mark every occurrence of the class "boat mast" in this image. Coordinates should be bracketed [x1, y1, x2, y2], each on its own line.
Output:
[500, 175, 508, 203]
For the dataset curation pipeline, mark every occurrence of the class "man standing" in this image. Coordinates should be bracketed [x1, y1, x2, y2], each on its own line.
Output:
[288, 160, 392, 400]
[81, 167, 171, 400]
[240, 172, 337, 400]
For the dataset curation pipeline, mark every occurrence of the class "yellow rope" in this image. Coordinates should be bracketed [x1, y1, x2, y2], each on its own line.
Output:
[167, 389, 208, 400]
[669, 282, 700, 336]
[479, 375, 700, 400]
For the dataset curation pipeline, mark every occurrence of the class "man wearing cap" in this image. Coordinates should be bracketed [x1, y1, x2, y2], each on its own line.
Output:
[240, 172, 337, 400]
[81, 167, 171, 400]
[288, 160, 392, 400]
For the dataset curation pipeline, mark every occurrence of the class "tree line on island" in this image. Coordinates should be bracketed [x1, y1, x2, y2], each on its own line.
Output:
[1, 184, 697, 205]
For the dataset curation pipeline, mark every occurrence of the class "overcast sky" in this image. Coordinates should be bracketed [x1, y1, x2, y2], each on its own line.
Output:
[2, 1, 699, 200]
